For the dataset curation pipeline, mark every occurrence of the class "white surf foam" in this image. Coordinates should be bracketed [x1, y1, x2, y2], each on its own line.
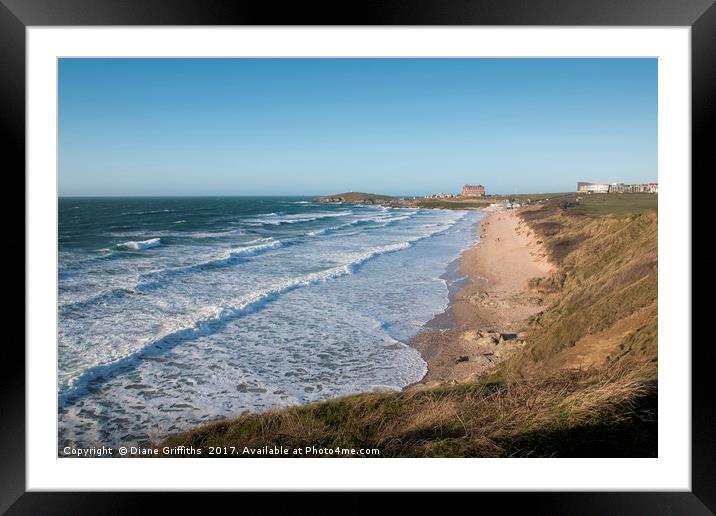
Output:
[118, 238, 161, 250]
[58, 223, 455, 407]
[245, 211, 352, 226]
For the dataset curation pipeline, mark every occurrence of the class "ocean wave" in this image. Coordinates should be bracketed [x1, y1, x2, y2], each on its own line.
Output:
[304, 217, 380, 237]
[57, 227, 450, 408]
[59, 239, 280, 309]
[303, 210, 416, 237]
[59, 286, 137, 314]
[120, 209, 172, 216]
[244, 211, 352, 226]
[60, 209, 444, 306]
[192, 239, 284, 265]
[135, 239, 285, 288]
[131, 210, 438, 288]
[57, 249, 122, 278]
[384, 215, 411, 224]
[179, 228, 246, 239]
[305, 221, 358, 237]
[118, 238, 161, 250]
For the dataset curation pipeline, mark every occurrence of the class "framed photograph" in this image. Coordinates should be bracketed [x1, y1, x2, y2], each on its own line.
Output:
[7, 0, 711, 510]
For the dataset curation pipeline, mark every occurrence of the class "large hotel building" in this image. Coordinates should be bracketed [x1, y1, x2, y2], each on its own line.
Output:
[462, 184, 486, 197]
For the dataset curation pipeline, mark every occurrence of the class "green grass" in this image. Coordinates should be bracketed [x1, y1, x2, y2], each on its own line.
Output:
[502, 192, 572, 202]
[414, 193, 571, 210]
[414, 199, 491, 209]
[567, 193, 658, 217]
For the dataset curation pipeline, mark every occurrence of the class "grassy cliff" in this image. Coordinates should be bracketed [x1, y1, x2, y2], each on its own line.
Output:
[514, 196, 658, 374]
[162, 195, 658, 457]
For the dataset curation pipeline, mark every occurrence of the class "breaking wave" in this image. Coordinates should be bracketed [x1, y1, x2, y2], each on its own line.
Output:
[57, 226, 451, 408]
[118, 238, 161, 250]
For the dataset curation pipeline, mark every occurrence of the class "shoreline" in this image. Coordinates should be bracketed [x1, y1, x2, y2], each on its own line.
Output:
[408, 207, 555, 387]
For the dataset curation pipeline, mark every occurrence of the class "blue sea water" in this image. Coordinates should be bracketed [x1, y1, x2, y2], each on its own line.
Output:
[58, 197, 482, 448]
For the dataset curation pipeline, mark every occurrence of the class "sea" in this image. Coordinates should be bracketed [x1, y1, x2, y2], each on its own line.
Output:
[58, 196, 483, 449]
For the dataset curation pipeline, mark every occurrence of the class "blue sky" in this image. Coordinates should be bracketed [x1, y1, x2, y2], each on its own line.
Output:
[58, 58, 657, 196]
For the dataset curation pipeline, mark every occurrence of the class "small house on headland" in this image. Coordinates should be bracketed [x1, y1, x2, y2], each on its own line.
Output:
[462, 184, 486, 197]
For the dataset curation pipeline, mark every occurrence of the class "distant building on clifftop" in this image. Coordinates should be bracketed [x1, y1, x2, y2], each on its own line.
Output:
[577, 181, 610, 193]
[577, 181, 658, 194]
[462, 184, 486, 197]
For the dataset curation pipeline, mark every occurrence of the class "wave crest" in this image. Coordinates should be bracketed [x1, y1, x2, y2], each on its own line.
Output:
[118, 238, 161, 250]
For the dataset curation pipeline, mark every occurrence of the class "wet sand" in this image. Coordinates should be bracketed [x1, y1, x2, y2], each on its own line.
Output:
[409, 208, 555, 387]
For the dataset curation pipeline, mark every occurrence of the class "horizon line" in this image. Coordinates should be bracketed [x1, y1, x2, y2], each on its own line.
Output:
[58, 191, 578, 199]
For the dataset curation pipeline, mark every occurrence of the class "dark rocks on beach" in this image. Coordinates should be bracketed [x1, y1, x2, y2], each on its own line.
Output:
[477, 331, 504, 344]
[456, 351, 499, 365]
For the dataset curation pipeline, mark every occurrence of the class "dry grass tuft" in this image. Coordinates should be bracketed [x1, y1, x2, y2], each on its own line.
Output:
[163, 364, 656, 457]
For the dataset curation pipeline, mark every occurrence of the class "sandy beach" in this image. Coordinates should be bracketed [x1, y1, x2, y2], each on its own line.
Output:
[410, 207, 555, 386]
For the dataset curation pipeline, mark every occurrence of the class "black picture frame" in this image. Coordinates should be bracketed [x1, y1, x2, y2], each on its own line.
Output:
[4, 0, 711, 512]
